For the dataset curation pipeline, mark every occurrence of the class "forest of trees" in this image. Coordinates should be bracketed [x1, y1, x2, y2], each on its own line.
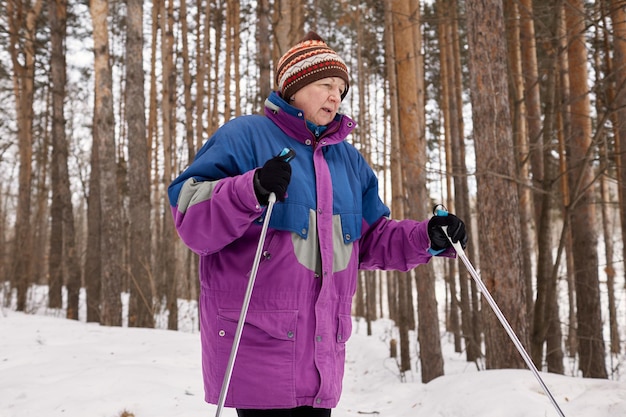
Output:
[1, 0, 625, 384]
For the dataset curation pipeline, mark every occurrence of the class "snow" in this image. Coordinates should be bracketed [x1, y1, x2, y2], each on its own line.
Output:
[1, 296, 625, 417]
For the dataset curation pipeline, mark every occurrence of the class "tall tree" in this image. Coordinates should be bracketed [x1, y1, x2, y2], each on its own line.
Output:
[465, 0, 528, 369]
[257, 0, 272, 107]
[91, 0, 123, 326]
[594, 0, 618, 357]
[383, 1, 400, 331]
[195, 0, 207, 149]
[180, 0, 194, 163]
[503, 0, 535, 319]
[160, 0, 178, 330]
[605, 0, 625, 356]
[530, 4, 565, 373]
[385, 0, 411, 376]
[437, 0, 481, 363]
[564, 0, 607, 378]
[523, 0, 563, 373]
[610, 0, 626, 302]
[84, 129, 102, 323]
[49, 0, 82, 319]
[7, 0, 43, 312]
[126, 0, 154, 328]
[519, 0, 544, 221]
[390, 0, 443, 383]
[436, 0, 460, 353]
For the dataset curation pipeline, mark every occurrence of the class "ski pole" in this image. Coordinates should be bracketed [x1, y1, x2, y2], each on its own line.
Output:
[435, 207, 566, 417]
[215, 148, 295, 417]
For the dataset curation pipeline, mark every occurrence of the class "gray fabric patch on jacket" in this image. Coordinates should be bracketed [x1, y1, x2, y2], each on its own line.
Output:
[177, 178, 220, 213]
[292, 210, 353, 273]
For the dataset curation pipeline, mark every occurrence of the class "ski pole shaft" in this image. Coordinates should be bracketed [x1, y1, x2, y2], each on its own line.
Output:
[442, 226, 566, 417]
[214, 192, 277, 417]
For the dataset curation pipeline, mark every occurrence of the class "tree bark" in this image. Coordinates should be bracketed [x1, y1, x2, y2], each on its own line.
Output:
[438, 0, 481, 362]
[609, 0, 626, 315]
[390, 0, 443, 383]
[466, 0, 528, 369]
[257, 0, 272, 107]
[91, 0, 123, 326]
[504, 0, 535, 320]
[85, 132, 102, 323]
[160, 0, 178, 330]
[564, 0, 607, 378]
[8, 0, 43, 312]
[272, 0, 305, 61]
[126, 0, 154, 328]
[49, 0, 81, 319]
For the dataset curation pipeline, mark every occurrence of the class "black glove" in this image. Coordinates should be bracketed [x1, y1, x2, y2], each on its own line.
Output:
[253, 155, 292, 205]
[428, 213, 468, 253]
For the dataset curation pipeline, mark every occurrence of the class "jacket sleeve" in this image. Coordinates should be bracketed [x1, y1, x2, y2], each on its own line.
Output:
[358, 217, 434, 271]
[167, 121, 264, 256]
[355, 154, 454, 271]
[170, 172, 264, 256]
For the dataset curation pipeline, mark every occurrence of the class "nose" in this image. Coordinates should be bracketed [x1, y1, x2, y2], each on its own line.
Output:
[329, 89, 341, 102]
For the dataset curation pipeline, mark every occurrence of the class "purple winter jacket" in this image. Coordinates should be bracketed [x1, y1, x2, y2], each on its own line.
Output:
[168, 92, 443, 409]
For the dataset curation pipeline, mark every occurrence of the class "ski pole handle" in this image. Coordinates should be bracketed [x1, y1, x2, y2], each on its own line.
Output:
[269, 147, 294, 203]
[433, 204, 468, 254]
[277, 147, 296, 162]
[433, 203, 449, 218]
[268, 146, 294, 203]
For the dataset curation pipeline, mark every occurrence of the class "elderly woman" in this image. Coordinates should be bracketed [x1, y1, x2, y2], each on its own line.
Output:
[168, 31, 467, 417]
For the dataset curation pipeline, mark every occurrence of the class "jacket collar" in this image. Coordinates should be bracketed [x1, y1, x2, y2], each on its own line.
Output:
[264, 91, 356, 146]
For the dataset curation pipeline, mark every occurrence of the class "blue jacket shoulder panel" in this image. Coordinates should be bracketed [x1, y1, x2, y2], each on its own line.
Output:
[168, 93, 390, 242]
[167, 115, 284, 206]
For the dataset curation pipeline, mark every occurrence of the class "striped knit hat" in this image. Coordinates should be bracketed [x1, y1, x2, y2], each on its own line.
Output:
[275, 31, 350, 101]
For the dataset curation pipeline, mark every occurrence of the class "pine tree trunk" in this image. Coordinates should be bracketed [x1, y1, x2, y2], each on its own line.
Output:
[8, 0, 43, 312]
[49, 0, 64, 305]
[272, 0, 304, 60]
[91, 0, 122, 326]
[365, 271, 377, 334]
[466, 0, 528, 369]
[390, 0, 443, 383]
[49, 0, 81, 319]
[85, 138, 102, 323]
[224, 0, 233, 121]
[126, 0, 154, 328]
[564, 0, 607, 378]
[609, 0, 626, 320]
[181, 0, 195, 164]
[438, 0, 481, 362]
[161, 0, 178, 330]
[195, 0, 207, 148]
[257, 0, 272, 107]
[504, 0, 535, 320]
[593, 8, 620, 355]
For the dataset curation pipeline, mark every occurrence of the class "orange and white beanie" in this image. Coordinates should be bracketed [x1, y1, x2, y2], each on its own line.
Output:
[275, 31, 350, 101]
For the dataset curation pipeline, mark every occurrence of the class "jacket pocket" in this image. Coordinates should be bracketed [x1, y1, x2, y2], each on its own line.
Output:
[216, 309, 298, 407]
[336, 314, 353, 346]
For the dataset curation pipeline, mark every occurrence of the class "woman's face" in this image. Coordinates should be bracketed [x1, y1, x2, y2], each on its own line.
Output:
[290, 77, 346, 126]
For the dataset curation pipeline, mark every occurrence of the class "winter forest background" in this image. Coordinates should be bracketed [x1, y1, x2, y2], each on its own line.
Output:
[1, 0, 626, 390]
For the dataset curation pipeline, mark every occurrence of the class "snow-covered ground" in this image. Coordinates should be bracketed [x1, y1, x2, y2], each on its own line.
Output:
[1, 287, 625, 417]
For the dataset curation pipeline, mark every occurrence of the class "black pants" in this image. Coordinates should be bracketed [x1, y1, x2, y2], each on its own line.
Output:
[236, 406, 331, 417]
